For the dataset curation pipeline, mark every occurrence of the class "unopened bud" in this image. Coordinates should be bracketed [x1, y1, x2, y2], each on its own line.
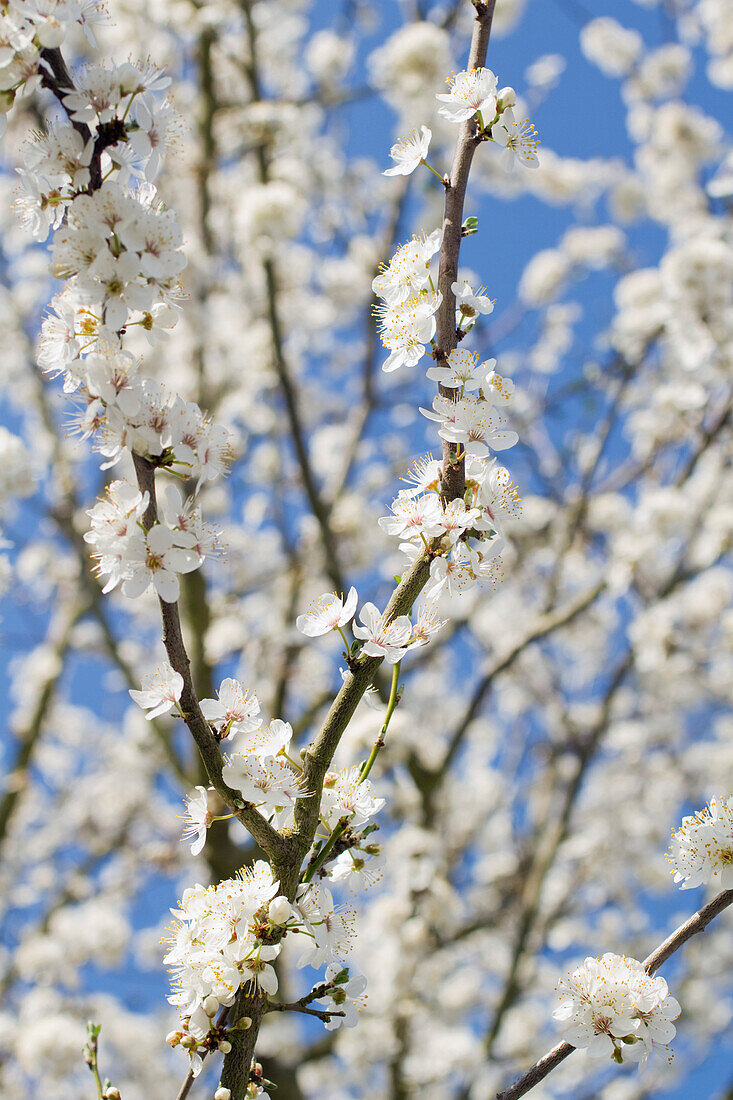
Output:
[215, 1089, 232, 1100]
[103, 1089, 121, 1100]
[203, 994, 219, 1016]
[268, 896, 291, 925]
[36, 17, 65, 48]
[181, 1035, 197, 1050]
[165, 1030, 182, 1047]
[218, 1039, 232, 1053]
[497, 86, 516, 110]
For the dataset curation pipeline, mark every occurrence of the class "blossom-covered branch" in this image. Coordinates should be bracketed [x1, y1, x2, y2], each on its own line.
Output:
[497, 888, 733, 1100]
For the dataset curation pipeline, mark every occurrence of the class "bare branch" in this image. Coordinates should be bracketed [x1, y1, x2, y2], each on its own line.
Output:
[643, 889, 733, 974]
[267, 1001, 344, 1023]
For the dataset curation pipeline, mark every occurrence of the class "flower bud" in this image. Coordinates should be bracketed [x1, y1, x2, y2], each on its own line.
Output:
[215, 1089, 232, 1100]
[36, 18, 65, 48]
[103, 1089, 121, 1100]
[181, 1035, 197, 1050]
[165, 1030, 182, 1047]
[268, 895, 291, 925]
[203, 994, 219, 1016]
[218, 1039, 232, 1053]
[233, 1015, 252, 1030]
[497, 86, 516, 110]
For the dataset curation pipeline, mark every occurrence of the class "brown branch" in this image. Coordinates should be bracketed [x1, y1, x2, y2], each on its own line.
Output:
[465, 525, 727, 1075]
[39, 47, 90, 141]
[435, 0, 496, 500]
[35, 45, 285, 861]
[39, 47, 118, 188]
[643, 890, 733, 974]
[478, 652, 633, 1064]
[267, 1002, 344, 1023]
[495, 890, 733, 1100]
[50, 490, 194, 788]
[132, 455, 289, 863]
[284, 548, 433, 897]
[496, 1042, 574, 1100]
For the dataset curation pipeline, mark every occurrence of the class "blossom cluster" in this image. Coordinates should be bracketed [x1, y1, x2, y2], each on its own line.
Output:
[375, 68, 539, 377]
[127, 658, 382, 1077]
[554, 952, 681, 1064]
[161, 688, 383, 1076]
[667, 796, 733, 890]
[0, 16, 230, 607]
[164, 862, 284, 1078]
[383, 66, 540, 178]
[84, 480, 218, 603]
[164, 864, 368, 1077]
[380, 429, 521, 600]
[179, 668, 385, 854]
[0, 3, 105, 138]
[296, 585, 446, 663]
[373, 231, 497, 374]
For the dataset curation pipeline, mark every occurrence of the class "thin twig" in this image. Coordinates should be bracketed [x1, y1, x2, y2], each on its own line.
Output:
[267, 1002, 344, 1023]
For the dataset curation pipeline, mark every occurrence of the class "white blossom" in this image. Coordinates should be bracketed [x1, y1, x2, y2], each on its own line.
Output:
[199, 679, 262, 740]
[296, 587, 358, 637]
[554, 953, 681, 1065]
[490, 108, 540, 170]
[129, 664, 183, 720]
[352, 603, 412, 663]
[181, 786, 212, 856]
[384, 126, 432, 176]
[315, 964, 367, 1030]
[436, 67, 498, 123]
[321, 766, 385, 830]
[452, 281, 495, 327]
[667, 797, 733, 890]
